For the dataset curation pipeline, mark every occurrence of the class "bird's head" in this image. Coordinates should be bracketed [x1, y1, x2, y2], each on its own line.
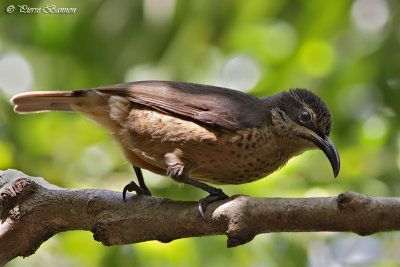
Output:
[264, 88, 340, 177]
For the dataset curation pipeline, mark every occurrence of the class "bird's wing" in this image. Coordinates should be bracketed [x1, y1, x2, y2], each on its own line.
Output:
[93, 81, 267, 130]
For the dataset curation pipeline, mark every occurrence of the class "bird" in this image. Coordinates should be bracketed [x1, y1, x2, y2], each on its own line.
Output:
[11, 80, 340, 219]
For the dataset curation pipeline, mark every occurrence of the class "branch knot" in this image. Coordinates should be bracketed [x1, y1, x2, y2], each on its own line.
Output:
[337, 191, 372, 212]
[0, 178, 31, 207]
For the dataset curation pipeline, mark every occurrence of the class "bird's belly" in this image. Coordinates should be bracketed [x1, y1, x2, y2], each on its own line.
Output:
[116, 108, 285, 184]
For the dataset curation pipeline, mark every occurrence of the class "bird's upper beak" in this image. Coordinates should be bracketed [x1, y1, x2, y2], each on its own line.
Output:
[302, 129, 340, 178]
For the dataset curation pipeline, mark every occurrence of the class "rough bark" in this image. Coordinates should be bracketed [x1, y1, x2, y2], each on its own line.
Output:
[1, 169, 400, 265]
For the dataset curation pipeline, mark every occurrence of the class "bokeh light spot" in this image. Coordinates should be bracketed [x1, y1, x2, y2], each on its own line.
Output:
[363, 115, 387, 140]
[351, 0, 389, 32]
[125, 64, 171, 81]
[336, 84, 382, 120]
[262, 20, 298, 61]
[144, 0, 176, 25]
[227, 20, 297, 63]
[78, 145, 114, 177]
[220, 54, 261, 92]
[94, 1, 131, 35]
[298, 40, 335, 77]
[0, 53, 33, 95]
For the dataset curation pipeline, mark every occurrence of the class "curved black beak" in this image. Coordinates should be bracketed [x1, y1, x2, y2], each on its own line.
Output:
[303, 130, 340, 178]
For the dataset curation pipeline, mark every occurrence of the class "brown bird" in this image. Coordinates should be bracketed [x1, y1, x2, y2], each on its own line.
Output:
[11, 81, 340, 218]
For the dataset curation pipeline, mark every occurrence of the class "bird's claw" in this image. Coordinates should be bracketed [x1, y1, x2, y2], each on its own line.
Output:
[198, 190, 229, 221]
[122, 181, 136, 202]
[122, 181, 151, 202]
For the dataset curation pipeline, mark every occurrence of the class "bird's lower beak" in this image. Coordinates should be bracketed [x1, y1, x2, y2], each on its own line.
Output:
[302, 129, 340, 178]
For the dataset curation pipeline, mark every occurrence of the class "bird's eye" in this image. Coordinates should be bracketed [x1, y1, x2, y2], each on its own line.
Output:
[299, 110, 311, 123]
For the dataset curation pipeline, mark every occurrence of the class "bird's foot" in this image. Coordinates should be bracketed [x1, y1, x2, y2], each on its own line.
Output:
[198, 189, 229, 220]
[122, 180, 152, 202]
[184, 178, 229, 220]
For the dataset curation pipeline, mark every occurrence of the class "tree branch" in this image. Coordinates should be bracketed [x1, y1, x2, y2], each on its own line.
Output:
[1, 169, 400, 265]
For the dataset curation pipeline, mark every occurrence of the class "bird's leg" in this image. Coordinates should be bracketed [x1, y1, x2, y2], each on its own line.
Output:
[122, 166, 152, 202]
[165, 151, 229, 220]
[185, 179, 229, 220]
[134, 166, 151, 195]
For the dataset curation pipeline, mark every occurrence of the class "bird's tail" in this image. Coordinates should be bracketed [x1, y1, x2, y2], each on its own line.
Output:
[10, 90, 122, 132]
[10, 91, 84, 114]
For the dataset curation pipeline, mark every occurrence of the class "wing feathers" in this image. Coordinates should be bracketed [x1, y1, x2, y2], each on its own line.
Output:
[11, 81, 267, 130]
[128, 95, 201, 117]
[94, 81, 265, 130]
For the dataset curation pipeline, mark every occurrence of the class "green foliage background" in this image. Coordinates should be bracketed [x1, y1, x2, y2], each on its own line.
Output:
[1, 0, 400, 266]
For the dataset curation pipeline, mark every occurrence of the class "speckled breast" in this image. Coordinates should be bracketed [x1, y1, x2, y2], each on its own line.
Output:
[186, 126, 286, 185]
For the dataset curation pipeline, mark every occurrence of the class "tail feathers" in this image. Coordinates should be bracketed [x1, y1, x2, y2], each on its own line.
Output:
[11, 91, 79, 114]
